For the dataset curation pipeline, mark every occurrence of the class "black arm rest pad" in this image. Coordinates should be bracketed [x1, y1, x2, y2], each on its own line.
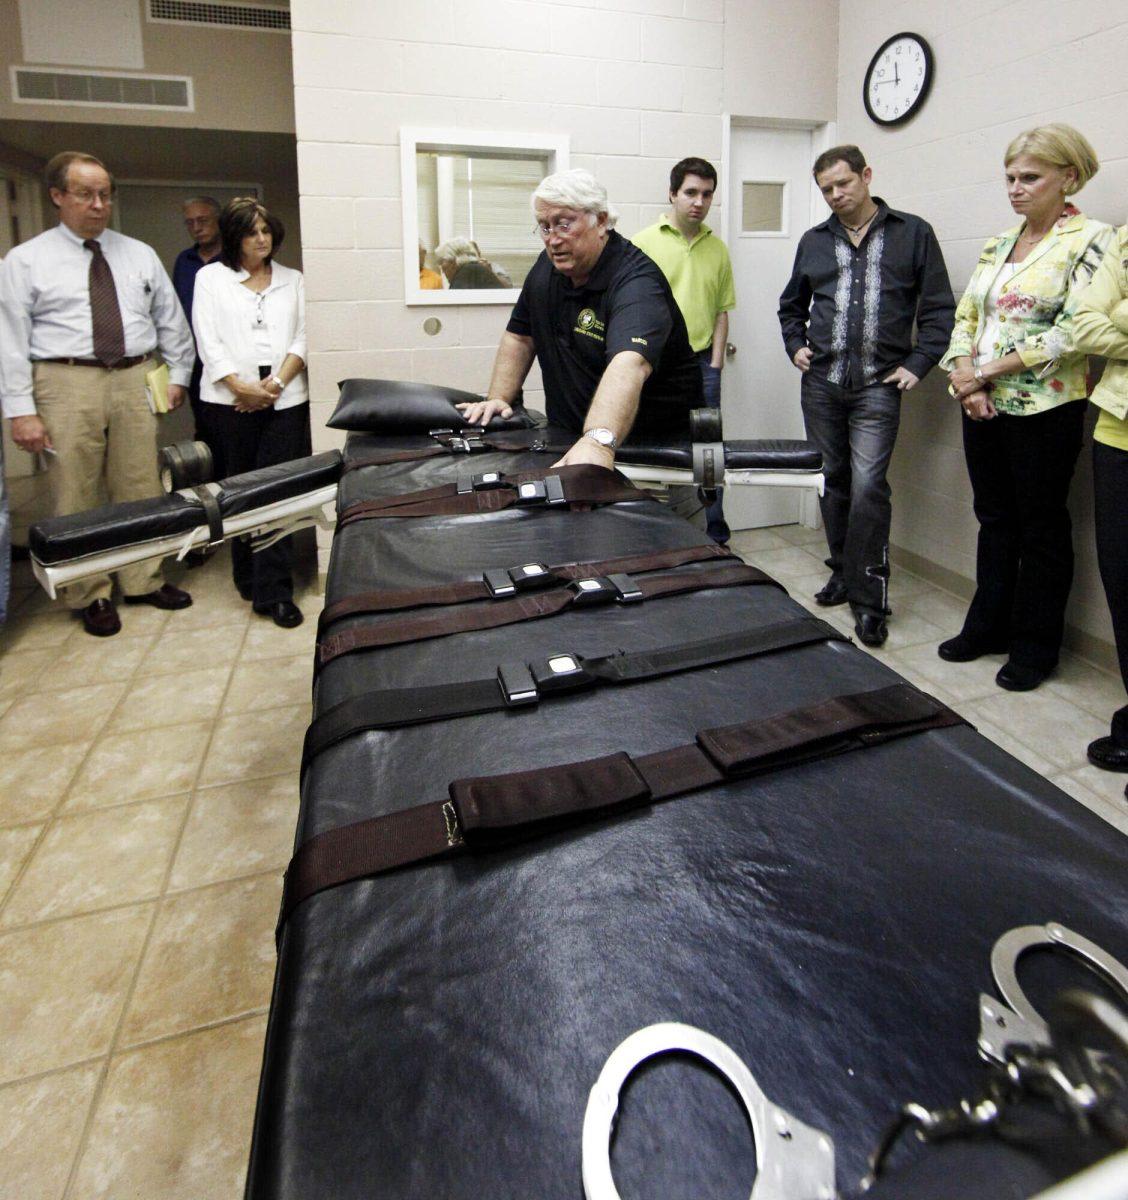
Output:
[30, 451, 343, 565]
[617, 437, 822, 472]
[328, 379, 542, 433]
[722, 440, 822, 470]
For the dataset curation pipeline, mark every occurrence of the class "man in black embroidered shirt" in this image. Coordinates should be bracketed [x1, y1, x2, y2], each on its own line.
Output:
[778, 144, 954, 647]
[459, 169, 701, 468]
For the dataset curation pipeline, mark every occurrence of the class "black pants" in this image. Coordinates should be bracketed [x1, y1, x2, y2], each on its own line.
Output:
[1094, 439, 1128, 745]
[960, 401, 1085, 671]
[199, 393, 311, 606]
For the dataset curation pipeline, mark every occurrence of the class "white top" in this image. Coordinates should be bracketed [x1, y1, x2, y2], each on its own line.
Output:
[0, 223, 195, 418]
[192, 259, 308, 409]
[975, 262, 1018, 364]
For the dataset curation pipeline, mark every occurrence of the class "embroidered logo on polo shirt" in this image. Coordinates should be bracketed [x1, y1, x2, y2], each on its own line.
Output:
[574, 307, 605, 341]
[631, 337, 647, 346]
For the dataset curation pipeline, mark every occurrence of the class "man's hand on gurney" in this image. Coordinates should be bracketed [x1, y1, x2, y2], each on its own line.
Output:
[456, 398, 512, 427]
[10, 414, 52, 454]
[552, 437, 615, 470]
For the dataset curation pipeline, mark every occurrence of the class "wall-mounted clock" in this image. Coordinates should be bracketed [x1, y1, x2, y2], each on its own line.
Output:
[863, 32, 934, 126]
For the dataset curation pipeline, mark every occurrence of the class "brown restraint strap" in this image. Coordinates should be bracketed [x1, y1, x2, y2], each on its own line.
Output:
[342, 432, 558, 473]
[318, 542, 735, 633]
[337, 464, 647, 525]
[316, 561, 775, 668]
[278, 683, 965, 936]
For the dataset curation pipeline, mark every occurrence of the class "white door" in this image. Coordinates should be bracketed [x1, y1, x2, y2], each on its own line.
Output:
[723, 123, 821, 530]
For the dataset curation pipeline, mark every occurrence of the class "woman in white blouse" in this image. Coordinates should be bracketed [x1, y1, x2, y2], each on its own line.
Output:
[193, 197, 309, 627]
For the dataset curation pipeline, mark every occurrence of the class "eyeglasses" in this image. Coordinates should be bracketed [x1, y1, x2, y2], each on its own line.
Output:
[65, 188, 114, 205]
[253, 292, 266, 326]
[534, 215, 586, 239]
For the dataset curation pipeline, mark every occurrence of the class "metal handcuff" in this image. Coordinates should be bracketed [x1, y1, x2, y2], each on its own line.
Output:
[863, 922, 1128, 1188]
[580, 924, 1128, 1198]
[581, 1022, 836, 1200]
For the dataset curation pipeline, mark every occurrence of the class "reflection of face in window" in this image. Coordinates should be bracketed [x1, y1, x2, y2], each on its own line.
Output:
[415, 149, 548, 290]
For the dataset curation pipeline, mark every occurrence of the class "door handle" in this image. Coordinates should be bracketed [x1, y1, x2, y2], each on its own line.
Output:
[725, 342, 736, 359]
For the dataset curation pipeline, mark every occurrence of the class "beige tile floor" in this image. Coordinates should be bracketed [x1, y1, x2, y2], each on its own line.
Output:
[1, 526, 1126, 1198]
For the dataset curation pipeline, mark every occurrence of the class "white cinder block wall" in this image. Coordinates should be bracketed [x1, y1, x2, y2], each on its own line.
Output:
[837, 0, 1128, 662]
[289, 0, 838, 573]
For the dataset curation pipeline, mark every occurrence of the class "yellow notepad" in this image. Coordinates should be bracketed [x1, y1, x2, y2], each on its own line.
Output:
[145, 362, 171, 414]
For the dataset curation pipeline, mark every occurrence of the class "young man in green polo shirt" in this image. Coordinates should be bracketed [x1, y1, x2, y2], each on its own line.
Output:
[633, 157, 736, 542]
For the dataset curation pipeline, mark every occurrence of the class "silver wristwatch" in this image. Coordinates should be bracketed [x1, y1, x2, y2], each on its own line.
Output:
[583, 427, 618, 451]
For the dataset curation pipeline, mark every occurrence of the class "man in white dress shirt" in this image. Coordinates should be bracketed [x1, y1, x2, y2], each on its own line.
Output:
[0, 151, 196, 635]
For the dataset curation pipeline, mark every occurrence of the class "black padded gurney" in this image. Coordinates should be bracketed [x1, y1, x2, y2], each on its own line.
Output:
[246, 441, 1127, 1198]
[30, 450, 343, 564]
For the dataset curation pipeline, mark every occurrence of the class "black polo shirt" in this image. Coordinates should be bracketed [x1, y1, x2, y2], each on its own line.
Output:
[507, 229, 701, 437]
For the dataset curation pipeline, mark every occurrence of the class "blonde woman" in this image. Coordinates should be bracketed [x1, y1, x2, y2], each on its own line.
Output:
[1073, 228, 1128, 787]
[938, 125, 1112, 691]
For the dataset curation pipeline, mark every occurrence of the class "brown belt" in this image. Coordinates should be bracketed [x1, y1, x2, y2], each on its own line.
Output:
[278, 682, 965, 936]
[343, 431, 559, 473]
[317, 541, 738, 633]
[40, 354, 151, 370]
[337, 464, 650, 525]
[315, 561, 778, 668]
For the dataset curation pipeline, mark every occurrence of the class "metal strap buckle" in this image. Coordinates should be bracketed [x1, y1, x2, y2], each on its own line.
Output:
[458, 469, 506, 495]
[514, 475, 566, 506]
[530, 653, 596, 695]
[430, 426, 486, 453]
[568, 574, 642, 607]
[496, 661, 539, 707]
[483, 561, 552, 598]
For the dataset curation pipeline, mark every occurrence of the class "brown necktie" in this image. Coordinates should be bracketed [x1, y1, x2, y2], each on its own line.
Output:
[84, 238, 126, 367]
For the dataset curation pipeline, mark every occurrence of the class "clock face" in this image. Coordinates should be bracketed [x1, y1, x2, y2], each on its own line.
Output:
[864, 33, 933, 126]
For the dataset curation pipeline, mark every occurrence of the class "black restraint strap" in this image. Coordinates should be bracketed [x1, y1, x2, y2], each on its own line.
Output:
[337, 464, 648, 525]
[302, 615, 846, 774]
[280, 682, 965, 935]
[318, 541, 736, 633]
[189, 483, 224, 547]
[316, 561, 777, 668]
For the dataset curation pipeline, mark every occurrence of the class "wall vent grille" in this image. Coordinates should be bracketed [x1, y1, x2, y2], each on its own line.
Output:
[148, 0, 290, 32]
[12, 67, 193, 111]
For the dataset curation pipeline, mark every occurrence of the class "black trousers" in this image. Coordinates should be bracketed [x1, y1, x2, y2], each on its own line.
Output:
[960, 400, 1085, 670]
[199, 395, 311, 606]
[1094, 439, 1128, 745]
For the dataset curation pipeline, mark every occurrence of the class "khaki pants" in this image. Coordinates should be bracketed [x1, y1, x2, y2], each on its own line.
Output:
[34, 359, 164, 607]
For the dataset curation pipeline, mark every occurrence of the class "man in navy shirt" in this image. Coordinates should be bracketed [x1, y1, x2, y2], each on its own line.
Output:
[778, 145, 954, 647]
[459, 169, 701, 468]
[172, 196, 222, 442]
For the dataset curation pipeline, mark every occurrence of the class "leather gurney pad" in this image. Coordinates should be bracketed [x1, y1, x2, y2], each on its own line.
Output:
[246, 431, 1127, 1199]
[29, 450, 342, 564]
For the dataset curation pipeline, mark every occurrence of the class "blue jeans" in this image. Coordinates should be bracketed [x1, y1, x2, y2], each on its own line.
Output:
[800, 374, 901, 616]
[697, 350, 729, 543]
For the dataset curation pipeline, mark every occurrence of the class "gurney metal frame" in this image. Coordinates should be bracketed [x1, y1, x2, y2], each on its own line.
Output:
[30, 481, 338, 599]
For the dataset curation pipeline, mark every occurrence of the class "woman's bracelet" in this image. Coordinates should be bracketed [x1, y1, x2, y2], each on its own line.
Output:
[269, 374, 285, 393]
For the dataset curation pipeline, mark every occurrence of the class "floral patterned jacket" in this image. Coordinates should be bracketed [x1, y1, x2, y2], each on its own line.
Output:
[1073, 226, 1128, 423]
[940, 205, 1113, 414]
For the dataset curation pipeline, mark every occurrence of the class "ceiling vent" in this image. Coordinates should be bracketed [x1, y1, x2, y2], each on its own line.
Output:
[148, 0, 290, 32]
[12, 67, 193, 111]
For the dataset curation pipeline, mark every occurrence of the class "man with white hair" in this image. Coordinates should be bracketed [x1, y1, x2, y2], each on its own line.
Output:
[459, 169, 701, 467]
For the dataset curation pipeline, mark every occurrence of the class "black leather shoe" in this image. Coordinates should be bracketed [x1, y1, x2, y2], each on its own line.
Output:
[937, 632, 1007, 662]
[255, 600, 303, 628]
[236, 582, 254, 602]
[995, 661, 1050, 691]
[123, 583, 192, 610]
[1086, 736, 1128, 772]
[854, 612, 888, 647]
[814, 578, 848, 607]
[78, 598, 121, 637]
